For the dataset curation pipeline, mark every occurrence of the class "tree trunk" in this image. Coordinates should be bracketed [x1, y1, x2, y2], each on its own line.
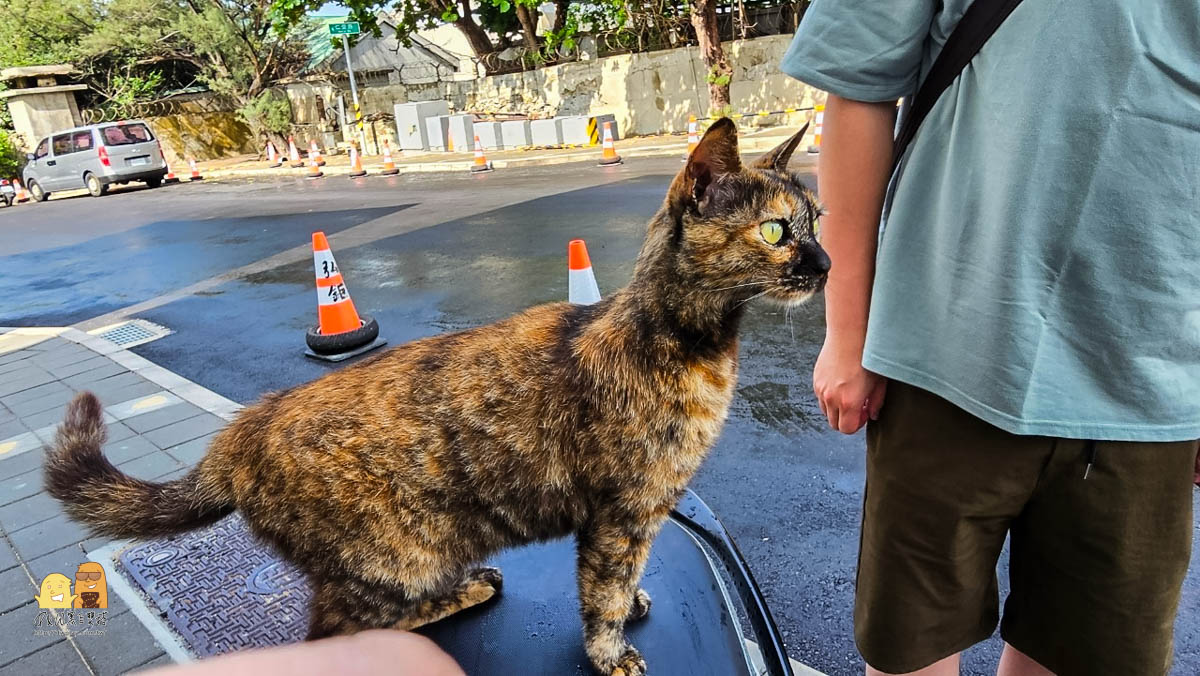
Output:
[515, 4, 541, 53]
[690, 0, 731, 114]
[552, 0, 570, 33]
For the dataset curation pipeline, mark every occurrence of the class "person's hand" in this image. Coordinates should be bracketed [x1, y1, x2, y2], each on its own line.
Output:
[148, 630, 465, 676]
[813, 331, 887, 434]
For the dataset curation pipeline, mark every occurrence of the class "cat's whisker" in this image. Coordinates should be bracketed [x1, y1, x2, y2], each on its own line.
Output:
[733, 289, 770, 310]
[694, 281, 770, 294]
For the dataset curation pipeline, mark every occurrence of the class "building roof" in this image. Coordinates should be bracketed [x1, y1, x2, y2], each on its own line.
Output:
[0, 64, 77, 82]
[301, 15, 460, 76]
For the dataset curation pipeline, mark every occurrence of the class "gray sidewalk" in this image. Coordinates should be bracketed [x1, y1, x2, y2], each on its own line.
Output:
[0, 327, 240, 675]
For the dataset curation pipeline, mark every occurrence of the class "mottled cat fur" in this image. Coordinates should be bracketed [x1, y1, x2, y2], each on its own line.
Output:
[45, 118, 827, 675]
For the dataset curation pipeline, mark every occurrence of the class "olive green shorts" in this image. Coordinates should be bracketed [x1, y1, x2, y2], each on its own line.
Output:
[857, 381, 1198, 675]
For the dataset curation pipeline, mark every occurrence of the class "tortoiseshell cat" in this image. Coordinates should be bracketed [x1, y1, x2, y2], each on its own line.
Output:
[46, 118, 828, 675]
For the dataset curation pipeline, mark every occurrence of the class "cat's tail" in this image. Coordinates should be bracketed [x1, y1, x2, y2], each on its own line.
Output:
[44, 392, 234, 539]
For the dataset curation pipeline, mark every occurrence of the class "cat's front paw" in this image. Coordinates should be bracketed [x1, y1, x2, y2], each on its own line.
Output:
[610, 646, 646, 676]
[627, 589, 651, 621]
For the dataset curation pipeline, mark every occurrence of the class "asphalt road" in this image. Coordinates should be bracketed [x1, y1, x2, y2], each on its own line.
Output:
[1, 159, 1196, 675]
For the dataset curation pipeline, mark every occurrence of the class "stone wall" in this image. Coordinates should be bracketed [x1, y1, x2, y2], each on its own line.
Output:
[449, 34, 820, 136]
[282, 34, 818, 141]
[145, 113, 256, 165]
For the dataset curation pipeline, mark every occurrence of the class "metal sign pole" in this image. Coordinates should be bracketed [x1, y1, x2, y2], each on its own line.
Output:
[341, 33, 367, 153]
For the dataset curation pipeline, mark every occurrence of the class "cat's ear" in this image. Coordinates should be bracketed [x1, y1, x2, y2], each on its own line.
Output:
[668, 117, 742, 210]
[750, 122, 808, 173]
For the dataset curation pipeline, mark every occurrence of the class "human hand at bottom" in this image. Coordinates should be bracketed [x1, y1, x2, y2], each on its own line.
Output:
[147, 630, 465, 676]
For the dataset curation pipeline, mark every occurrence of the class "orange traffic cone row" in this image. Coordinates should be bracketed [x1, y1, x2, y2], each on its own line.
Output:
[348, 145, 367, 178]
[163, 163, 180, 184]
[470, 135, 493, 174]
[288, 136, 304, 167]
[307, 150, 324, 179]
[267, 141, 281, 168]
[188, 158, 204, 181]
[309, 140, 326, 167]
[13, 179, 29, 203]
[304, 231, 386, 361]
[807, 103, 824, 154]
[380, 140, 399, 175]
[598, 122, 622, 166]
[568, 239, 601, 305]
[683, 115, 699, 161]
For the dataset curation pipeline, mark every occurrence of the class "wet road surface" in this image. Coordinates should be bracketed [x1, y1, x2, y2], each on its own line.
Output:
[1, 159, 1196, 675]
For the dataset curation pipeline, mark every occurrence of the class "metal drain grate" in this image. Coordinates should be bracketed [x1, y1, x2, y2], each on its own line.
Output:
[88, 319, 173, 348]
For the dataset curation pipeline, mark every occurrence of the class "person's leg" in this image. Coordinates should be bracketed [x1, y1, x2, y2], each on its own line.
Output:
[1000, 439, 1197, 675]
[867, 653, 959, 676]
[996, 643, 1052, 676]
[855, 381, 1051, 674]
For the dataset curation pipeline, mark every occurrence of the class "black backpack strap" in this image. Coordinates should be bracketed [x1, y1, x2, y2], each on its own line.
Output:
[891, 0, 1025, 174]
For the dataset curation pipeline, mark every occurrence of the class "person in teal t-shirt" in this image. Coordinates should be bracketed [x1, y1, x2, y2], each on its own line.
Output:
[781, 1, 1200, 674]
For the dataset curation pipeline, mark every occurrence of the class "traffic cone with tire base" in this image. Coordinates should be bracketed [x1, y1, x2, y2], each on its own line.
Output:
[598, 122, 622, 166]
[470, 135, 493, 173]
[163, 164, 180, 184]
[380, 140, 399, 175]
[307, 151, 324, 179]
[348, 145, 367, 178]
[304, 231, 386, 361]
[288, 136, 304, 168]
[267, 142, 281, 168]
[188, 159, 203, 181]
[683, 115, 699, 161]
[568, 239, 601, 305]
[13, 179, 29, 203]
[310, 140, 326, 166]
[807, 104, 824, 154]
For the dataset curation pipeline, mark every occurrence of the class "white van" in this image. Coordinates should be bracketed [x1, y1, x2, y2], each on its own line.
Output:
[22, 120, 168, 201]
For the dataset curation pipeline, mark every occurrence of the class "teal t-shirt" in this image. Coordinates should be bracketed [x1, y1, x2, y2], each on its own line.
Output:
[781, 0, 1200, 441]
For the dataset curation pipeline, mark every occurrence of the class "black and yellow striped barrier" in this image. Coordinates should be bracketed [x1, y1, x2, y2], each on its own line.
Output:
[695, 106, 816, 121]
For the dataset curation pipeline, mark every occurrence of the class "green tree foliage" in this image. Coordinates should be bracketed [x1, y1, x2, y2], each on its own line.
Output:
[0, 0, 309, 135]
[0, 129, 22, 178]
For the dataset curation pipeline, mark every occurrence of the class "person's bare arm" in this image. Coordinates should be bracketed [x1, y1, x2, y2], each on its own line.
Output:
[148, 630, 465, 676]
[812, 94, 897, 434]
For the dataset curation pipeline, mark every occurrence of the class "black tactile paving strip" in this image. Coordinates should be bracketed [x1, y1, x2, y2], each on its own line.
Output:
[117, 514, 310, 657]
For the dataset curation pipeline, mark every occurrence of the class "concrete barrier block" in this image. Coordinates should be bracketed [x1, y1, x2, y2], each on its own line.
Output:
[446, 114, 474, 152]
[500, 120, 532, 149]
[559, 116, 591, 145]
[394, 101, 449, 151]
[425, 115, 450, 151]
[530, 119, 564, 146]
[473, 122, 504, 150]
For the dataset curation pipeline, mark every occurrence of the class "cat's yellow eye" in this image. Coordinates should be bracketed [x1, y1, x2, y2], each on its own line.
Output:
[759, 220, 785, 245]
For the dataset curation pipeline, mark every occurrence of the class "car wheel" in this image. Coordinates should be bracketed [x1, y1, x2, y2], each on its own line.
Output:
[84, 173, 108, 197]
[145, 176, 162, 189]
[28, 181, 48, 202]
[1, 195, 11, 208]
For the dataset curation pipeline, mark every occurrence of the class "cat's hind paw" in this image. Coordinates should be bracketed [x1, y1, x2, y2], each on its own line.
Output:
[468, 566, 504, 593]
[610, 646, 646, 676]
[628, 588, 651, 621]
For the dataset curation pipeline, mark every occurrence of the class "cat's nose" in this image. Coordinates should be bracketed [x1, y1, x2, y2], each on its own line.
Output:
[792, 241, 831, 276]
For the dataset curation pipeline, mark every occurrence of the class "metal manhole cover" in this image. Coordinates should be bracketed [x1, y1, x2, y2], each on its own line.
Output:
[89, 319, 173, 348]
[117, 514, 310, 657]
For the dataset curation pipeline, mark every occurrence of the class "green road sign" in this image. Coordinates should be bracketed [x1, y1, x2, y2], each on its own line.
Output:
[329, 22, 360, 35]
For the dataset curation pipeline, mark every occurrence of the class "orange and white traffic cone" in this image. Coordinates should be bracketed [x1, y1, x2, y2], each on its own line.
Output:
[13, 179, 29, 203]
[380, 140, 399, 176]
[307, 150, 324, 179]
[288, 136, 304, 167]
[568, 239, 601, 305]
[163, 163, 180, 184]
[470, 135, 493, 174]
[598, 122, 622, 166]
[807, 104, 824, 154]
[683, 115, 700, 161]
[348, 145, 367, 178]
[188, 158, 204, 181]
[267, 141, 281, 168]
[309, 139, 326, 167]
[304, 231, 385, 361]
